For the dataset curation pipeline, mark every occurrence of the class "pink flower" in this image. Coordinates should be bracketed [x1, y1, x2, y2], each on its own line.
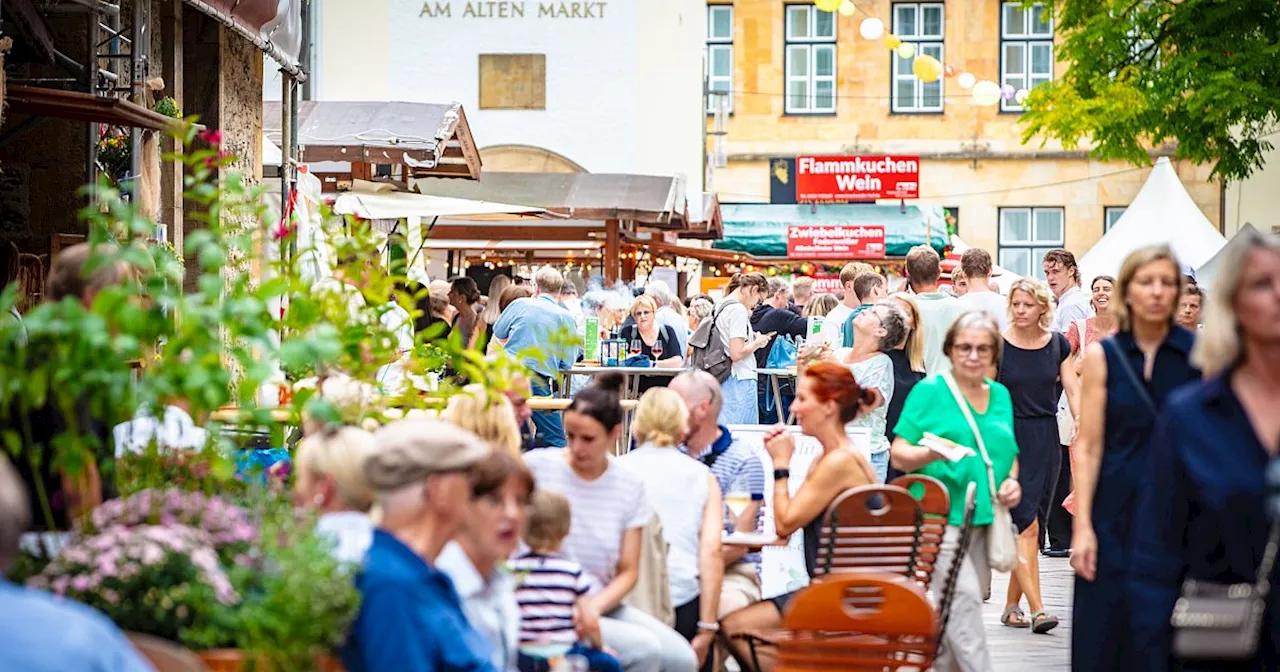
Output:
[71, 575, 91, 592]
[198, 129, 223, 146]
[140, 543, 165, 566]
[271, 222, 292, 241]
[101, 589, 120, 605]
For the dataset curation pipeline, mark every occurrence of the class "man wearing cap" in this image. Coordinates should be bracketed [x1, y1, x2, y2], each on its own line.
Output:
[343, 420, 498, 672]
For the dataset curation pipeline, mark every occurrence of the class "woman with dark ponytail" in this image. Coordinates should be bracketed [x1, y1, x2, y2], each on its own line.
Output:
[524, 373, 697, 672]
[719, 360, 881, 671]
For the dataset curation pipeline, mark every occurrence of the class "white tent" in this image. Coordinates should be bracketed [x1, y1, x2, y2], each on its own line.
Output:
[1078, 157, 1226, 284]
[950, 235, 1022, 295]
[1194, 222, 1259, 291]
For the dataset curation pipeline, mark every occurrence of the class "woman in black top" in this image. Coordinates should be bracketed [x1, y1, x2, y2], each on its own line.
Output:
[884, 294, 927, 480]
[619, 295, 683, 393]
[997, 278, 1078, 634]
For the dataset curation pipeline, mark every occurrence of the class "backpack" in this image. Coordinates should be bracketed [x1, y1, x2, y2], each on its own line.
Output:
[688, 300, 734, 383]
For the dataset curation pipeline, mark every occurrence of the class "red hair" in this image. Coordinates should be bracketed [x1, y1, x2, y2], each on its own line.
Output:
[802, 360, 877, 424]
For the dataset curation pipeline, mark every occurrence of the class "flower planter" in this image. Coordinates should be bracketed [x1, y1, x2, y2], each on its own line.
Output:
[197, 650, 345, 672]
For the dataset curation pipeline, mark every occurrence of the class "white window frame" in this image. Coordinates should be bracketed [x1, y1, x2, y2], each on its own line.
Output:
[998, 207, 1065, 281]
[706, 5, 734, 114]
[999, 2, 1053, 113]
[1105, 206, 1127, 232]
[784, 5, 837, 114]
[891, 3, 945, 113]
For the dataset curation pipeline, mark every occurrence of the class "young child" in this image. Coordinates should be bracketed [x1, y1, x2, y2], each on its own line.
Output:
[510, 491, 622, 672]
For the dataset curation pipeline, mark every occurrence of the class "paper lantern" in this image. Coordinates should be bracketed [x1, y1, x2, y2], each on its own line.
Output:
[859, 17, 885, 40]
[815, 0, 842, 12]
[884, 34, 902, 50]
[957, 72, 977, 89]
[1014, 88, 1030, 104]
[896, 42, 916, 59]
[912, 54, 943, 83]
[972, 80, 1002, 106]
[838, 0, 856, 16]
[1000, 84, 1016, 101]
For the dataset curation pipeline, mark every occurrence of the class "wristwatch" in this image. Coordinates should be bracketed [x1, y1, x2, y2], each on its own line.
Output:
[773, 468, 791, 481]
[697, 621, 721, 633]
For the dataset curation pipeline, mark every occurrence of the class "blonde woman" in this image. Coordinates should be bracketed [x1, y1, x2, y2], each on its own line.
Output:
[444, 384, 523, 457]
[995, 278, 1077, 634]
[1070, 245, 1197, 672]
[293, 426, 378, 564]
[883, 293, 927, 482]
[480, 274, 512, 334]
[801, 293, 839, 319]
[620, 388, 724, 668]
[620, 295, 684, 394]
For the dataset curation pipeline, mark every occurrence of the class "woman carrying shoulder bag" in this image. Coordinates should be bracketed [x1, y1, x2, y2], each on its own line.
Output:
[891, 311, 1022, 672]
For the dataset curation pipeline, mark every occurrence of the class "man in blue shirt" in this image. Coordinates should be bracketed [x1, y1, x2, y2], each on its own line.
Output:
[345, 420, 497, 672]
[493, 267, 581, 448]
[0, 460, 152, 672]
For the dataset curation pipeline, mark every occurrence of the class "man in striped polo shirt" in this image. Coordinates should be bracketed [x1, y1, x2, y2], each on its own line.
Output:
[670, 371, 768, 617]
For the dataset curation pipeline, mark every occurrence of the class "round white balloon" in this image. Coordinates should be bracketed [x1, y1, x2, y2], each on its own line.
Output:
[859, 17, 885, 40]
[972, 80, 1002, 107]
[838, 0, 856, 16]
[957, 72, 977, 90]
[1015, 88, 1030, 104]
[896, 42, 916, 59]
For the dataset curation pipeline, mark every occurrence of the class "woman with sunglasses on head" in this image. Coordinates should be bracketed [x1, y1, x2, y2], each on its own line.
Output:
[837, 300, 910, 483]
[1070, 245, 1200, 672]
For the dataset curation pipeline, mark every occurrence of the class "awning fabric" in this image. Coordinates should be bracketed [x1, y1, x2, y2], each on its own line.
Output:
[330, 190, 548, 221]
[415, 172, 687, 227]
[417, 240, 601, 251]
[712, 203, 949, 258]
[183, 0, 304, 78]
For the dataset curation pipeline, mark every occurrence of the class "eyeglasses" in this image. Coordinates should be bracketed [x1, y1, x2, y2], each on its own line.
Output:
[953, 343, 995, 358]
[634, 310, 654, 316]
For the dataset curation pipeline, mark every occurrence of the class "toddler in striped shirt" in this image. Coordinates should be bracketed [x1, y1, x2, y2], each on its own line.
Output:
[511, 491, 622, 672]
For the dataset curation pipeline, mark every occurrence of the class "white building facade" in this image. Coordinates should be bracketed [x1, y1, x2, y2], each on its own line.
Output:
[267, 0, 706, 199]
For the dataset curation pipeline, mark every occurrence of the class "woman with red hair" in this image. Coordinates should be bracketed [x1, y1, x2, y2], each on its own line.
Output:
[718, 360, 881, 671]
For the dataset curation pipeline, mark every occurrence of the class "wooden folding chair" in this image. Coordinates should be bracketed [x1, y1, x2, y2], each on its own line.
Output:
[812, 484, 925, 582]
[775, 573, 939, 671]
[889, 474, 950, 589]
[934, 482, 979, 653]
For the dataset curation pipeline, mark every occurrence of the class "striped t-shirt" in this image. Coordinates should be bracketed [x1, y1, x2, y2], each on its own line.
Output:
[510, 551, 593, 645]
[684, 426, 767, 565]
[523, 448, 653, 587]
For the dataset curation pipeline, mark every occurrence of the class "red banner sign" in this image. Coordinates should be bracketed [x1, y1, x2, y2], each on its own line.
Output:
[795, 155, 919, 202]
[787, 224, 886, 259]
[809, 274, 844, 294]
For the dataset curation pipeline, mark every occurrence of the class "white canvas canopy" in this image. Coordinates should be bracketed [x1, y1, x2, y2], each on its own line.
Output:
[1078, 157, 1226, 284]
[1194, 222, 1259, 291]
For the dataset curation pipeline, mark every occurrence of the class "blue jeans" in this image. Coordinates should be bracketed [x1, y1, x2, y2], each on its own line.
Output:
[869, 450, 890, 483]
[530, 377, 566, 448]
[518, 644, 623, 672]
[719, 377, 760, 426]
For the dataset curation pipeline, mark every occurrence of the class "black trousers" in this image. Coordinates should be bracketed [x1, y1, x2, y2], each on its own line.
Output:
[1042, 444, 1074, 550]
[674, 597, 713, 672]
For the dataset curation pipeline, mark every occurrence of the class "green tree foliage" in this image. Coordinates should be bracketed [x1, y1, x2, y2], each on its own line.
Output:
[1020, 0, 1280, 180]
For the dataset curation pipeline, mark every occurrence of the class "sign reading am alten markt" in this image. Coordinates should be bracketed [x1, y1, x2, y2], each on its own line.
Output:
[420, 1, 608, 18]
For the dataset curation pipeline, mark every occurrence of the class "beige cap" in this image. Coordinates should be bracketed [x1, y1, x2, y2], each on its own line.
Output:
[364, 420, 492, 491]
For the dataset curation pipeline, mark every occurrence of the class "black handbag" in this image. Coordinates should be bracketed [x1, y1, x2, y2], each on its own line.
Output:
[1171, 521, 1280, 661]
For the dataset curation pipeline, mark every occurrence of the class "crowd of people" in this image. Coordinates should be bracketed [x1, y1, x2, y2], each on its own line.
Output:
[6, 228, 1280, 672]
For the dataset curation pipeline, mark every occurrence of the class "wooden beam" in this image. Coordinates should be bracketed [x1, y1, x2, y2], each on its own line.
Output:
[605, 219, 620, 285]
[426, 225, 601, 241]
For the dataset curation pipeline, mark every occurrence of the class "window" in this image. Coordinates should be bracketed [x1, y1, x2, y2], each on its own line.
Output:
[478, 54, 546, 110]
[999, 2, 1053, 112]
[998, 207, 1065, 280]
[784, 5, 837, 114]
[706, 5, 734, 113]
[1105, 206, 1127, 232]
[891, 3, 944, 113]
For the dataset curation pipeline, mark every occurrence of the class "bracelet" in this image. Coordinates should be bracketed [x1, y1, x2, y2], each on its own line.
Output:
[773, 468, 791, 481]
[697, 621, 720, 633]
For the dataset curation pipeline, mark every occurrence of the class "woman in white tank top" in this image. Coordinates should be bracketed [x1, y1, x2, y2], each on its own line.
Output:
[621, 388, 725, 669]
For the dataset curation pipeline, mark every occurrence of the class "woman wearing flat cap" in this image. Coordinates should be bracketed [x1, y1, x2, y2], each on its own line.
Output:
[342, 420, 498, 672]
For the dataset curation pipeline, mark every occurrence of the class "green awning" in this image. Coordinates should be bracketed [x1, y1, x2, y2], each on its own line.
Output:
[713, 203, 949, 258]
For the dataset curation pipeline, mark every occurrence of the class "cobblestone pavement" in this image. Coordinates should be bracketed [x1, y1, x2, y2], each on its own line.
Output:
[985, 556, 1074, 671]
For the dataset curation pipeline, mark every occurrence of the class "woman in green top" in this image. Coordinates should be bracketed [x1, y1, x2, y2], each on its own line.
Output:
[891, 311, 1023, 672]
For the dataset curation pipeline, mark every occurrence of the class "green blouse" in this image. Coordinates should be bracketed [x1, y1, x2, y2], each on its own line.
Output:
[892, 374, 1020, 526]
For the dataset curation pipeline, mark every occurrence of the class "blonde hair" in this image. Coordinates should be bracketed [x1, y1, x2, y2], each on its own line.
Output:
[840, 262, 874, 286]
[1007, 278, 1055, 331]
[888, 292, 926, 373]
[481, 275, 511, 325]
[525, 490, 572, 551]
[631, 294, 658, 317]
[1193, 229, 1280, 376]
[802, 293, 839, 318]
[631, 387, 688, 447]
[296, 427, 378, 512]
[443, 384, 523, 457]
[1112, 244, 1185, 331]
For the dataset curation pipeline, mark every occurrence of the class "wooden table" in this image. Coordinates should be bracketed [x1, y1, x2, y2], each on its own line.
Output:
[758, 368, 798, 424]
[559, 366, 689, 400]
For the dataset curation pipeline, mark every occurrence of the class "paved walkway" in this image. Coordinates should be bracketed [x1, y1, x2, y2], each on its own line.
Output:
[985, 556, 1074, 671]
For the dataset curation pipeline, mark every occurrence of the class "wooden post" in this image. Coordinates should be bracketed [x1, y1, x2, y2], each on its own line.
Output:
[604, 219, 620, 285]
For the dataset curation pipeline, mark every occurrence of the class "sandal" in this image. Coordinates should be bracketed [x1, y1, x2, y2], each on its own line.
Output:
[1001, 606, 1030, 628]
[1031, 611, 1060, 634]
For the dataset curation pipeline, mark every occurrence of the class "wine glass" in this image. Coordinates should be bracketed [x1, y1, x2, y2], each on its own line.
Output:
[629, 338, 642, 357]
[651, 338, 664, 360]
[724, 471, 753, 524]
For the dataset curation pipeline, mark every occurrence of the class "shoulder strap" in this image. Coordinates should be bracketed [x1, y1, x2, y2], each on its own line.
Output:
[941, 372, 1000, 504]
[1101, 339, 1158, 415]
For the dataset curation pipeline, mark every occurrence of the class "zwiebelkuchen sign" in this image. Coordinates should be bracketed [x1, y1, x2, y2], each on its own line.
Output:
[787, 224, 886, 259]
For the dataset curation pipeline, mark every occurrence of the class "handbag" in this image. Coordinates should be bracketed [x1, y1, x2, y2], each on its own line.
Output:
[1172, 521, 1280, 661]
[941, 371, 1019, 572]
